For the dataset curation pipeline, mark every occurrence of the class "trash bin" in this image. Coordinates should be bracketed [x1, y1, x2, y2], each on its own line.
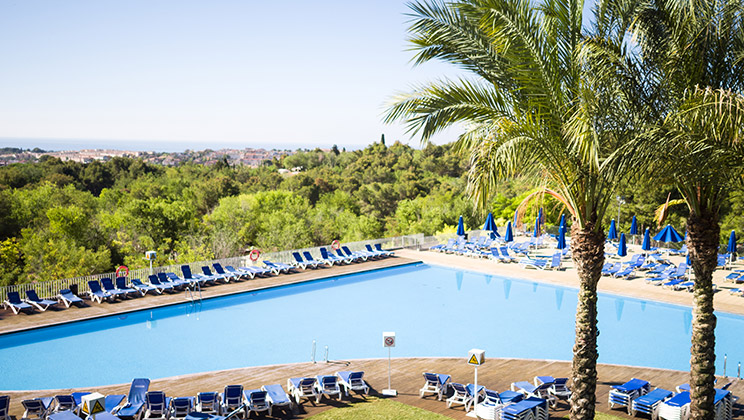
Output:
[69, 284, 78, 295]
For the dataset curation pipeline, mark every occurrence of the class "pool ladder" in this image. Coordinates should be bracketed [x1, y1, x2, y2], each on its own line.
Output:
[185, 282, 202, 303]
[310, 340, 329, 364]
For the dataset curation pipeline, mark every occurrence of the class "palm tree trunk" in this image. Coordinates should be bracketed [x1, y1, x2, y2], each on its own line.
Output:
[687, 211, 719, 420]
[569, 222, 605, 420]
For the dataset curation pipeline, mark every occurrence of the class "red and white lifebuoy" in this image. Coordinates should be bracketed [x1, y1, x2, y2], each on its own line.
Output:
[249, 249, 261, 262]
[115, 265, 129, 278]
[331, 240, 341, 250]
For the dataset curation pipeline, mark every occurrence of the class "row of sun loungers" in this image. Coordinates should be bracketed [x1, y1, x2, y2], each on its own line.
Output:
[418, 372, 570, 420]
[608, 377, 736, 420]
[2, 373, 370, 420]
[2, 244, 394, 315]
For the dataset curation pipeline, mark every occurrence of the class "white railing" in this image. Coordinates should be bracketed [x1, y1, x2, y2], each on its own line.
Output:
[0, 234, 425, 303]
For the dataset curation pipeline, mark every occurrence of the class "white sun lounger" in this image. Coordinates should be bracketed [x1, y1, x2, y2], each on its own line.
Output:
[336, 371, 369, 397]
[287, 377, 319, 405]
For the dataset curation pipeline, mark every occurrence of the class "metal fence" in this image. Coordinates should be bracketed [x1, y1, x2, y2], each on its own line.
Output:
[0, 234, 425, 302]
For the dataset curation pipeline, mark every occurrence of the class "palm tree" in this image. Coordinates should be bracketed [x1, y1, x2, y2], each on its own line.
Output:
[385, 1, 638, 419]
[613, 1, 744, 417]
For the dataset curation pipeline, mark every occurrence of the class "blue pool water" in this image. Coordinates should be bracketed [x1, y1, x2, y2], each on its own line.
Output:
[1, 263, 743, 390]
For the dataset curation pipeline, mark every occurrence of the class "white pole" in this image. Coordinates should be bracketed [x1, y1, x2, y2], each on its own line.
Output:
[388, 346, 392, 390]
[473, 366, 478, 413]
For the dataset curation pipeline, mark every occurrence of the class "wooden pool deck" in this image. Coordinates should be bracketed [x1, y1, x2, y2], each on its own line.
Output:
[2, 249, 743, 418]
[3, 358, 743, 419]
[0, 257, 418, 334]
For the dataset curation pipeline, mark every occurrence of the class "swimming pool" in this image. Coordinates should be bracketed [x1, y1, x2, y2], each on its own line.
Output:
[1, 263, 742, 390]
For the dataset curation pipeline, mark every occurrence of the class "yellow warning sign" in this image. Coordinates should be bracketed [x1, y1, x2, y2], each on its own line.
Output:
[91, 400, 105, 414]
[468, 354, 480, 365]
[82, 402, 89, 415]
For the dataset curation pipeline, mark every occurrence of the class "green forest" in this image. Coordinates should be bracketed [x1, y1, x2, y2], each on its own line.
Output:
[1, 140, 742, 286]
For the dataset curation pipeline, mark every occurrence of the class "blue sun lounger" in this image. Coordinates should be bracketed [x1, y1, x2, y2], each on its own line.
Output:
[336, 247, 362, 262]
[22, 398, 54, 420]
[155, 273, 182, 290]
[315, 375, 342, 401]
[130, 279, 160, 296]
[630, 387, 673, 419]
[115, 378, 150, 420]
[609, 378, 649, 414]
[25, 289, 59, 311]
[0, 395, 9, 420]
[222, 265, 254, 279]
[287, 377, 320, 404]
[169, 397, 193, 420]
[4, 291, 35, 314]
[195, 392, 219, 415]
[210, 263, 238, 281]
[511, 381, 556, 407]
[88, 280, 113, 303]
[243, 390, 269, 417]
[52, 394, 78, 414]
[374, 243, 394, 256]
[202, 267, 229, 284]
[365, 244, 389, 258]
[474, 389, 523, 419]
[446, 382, 483, 411]
[163, 273, 191, 289]
[113, 278, 139, 298]
[48, 411, 85, 420]
[303, 251, 331, 267]
[320, 247, 350, 265]
[101, 278, 131, 299]
[221, 385, 243, 414]
[148, 275, 175, 294]
[420, 372, 451, 401]
[58, 288, 84, 307]
[263, 261, 298, 274]
[336, 371, 369, 397]
[291, 252, 312, 270]
[180, 265, 210, 286]
[500, 397, 549, 420]
[261, 384, 293, 417]
[238, 265, 275, 277]
[143, 392, 169, 420]
[658, 391, 690, 420]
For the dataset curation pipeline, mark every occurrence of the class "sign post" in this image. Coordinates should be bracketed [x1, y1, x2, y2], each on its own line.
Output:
[81, 392, 106, 420]
[382, 332, 397, 396]
[466, 349, 485, 418]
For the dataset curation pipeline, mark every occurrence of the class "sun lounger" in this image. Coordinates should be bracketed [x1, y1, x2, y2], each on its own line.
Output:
[238, 265, 275, 277]
[420, 372, 451, 401]
[430, 239, 454, 252]
[242, 390, 269, 417]
[130, 279, 161, 296]
[263, 260, 298, 274]
[613, 266, 635, 279]
[499, 246, 518, 262]
[291, 252, 311, 270]
[106, 395, 127, 414]
[24, 289, 58, 311]
[303, 251, 331, 267]
[57, 288, 84, 308]
[212, 264, 238, 282]
[474, 389, 522, 420]
[222, 265, 255, 279]
[168, 397, 193, 420]
[195, 392, 219, 415]
[500, 397, 549, 420]
[88, 280, 113, 303]
[446, 382, 472, 410]
[261, 385, 293, 417]
[52, 395, 78, 414]
[201, 267, 228, 284]
[221, 385, 243, 415]
[609, 378, 650, 414]
[114, 277, 139, 298]
[287, 377, 320, 404]
[48, 411, 85, 420]
[164, 273, 192, 289]
[365, 244, 389, 258]
[336, 247, 363, 262]
[116, 378, 150, 420]
[148, 275, 175, 293]
[511, 381, 556, 407]
[101, 278, 130, 299]
[156, 273, 183, 290]
[658, 391, 690, 420]
[143, 392, 170, 420]
[4, 291, 34, 314]
[534, 376, 571, 405]
[320, 247, 350, 265]
[22, 398, 54, 420]
[0, 396, 9, 420]
[336, 371, 369, 397]
[631, 388, 673, 419]
[342, 246, 376, 261]
[520, 257, 549, 269]
[374, 243, 394, 256]
[315, 375, 342, 401]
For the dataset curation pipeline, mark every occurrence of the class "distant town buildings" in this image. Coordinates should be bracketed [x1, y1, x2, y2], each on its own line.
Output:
[0, 147, 293, 167]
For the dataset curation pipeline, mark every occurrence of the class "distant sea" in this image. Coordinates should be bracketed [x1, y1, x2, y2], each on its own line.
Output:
[0, 137, 358, 153]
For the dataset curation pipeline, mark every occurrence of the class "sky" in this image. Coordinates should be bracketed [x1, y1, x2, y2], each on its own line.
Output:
[0, 0, 466, 151]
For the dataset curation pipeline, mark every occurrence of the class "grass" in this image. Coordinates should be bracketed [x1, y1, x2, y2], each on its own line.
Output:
[307, 397, 451, 419]
[307, 397, 628, 420]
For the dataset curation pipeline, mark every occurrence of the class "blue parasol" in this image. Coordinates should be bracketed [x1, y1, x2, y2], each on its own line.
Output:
[533, 217, 540, 237]
[653, 224, 684, 243]
[642, 228, 651, 251]
[513, 210, 519, 228]
[617, 233, 627, 257]
[456, 215, 465, 236]
[505, 221, 514, 243]
[557, 226, 566, 249]
[727, 230, 737, 254]
[608, 219, 618, 240]
[630, 216, 638, 235]
[483, 212, 500, 238]
[559, 213, 566, 230]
